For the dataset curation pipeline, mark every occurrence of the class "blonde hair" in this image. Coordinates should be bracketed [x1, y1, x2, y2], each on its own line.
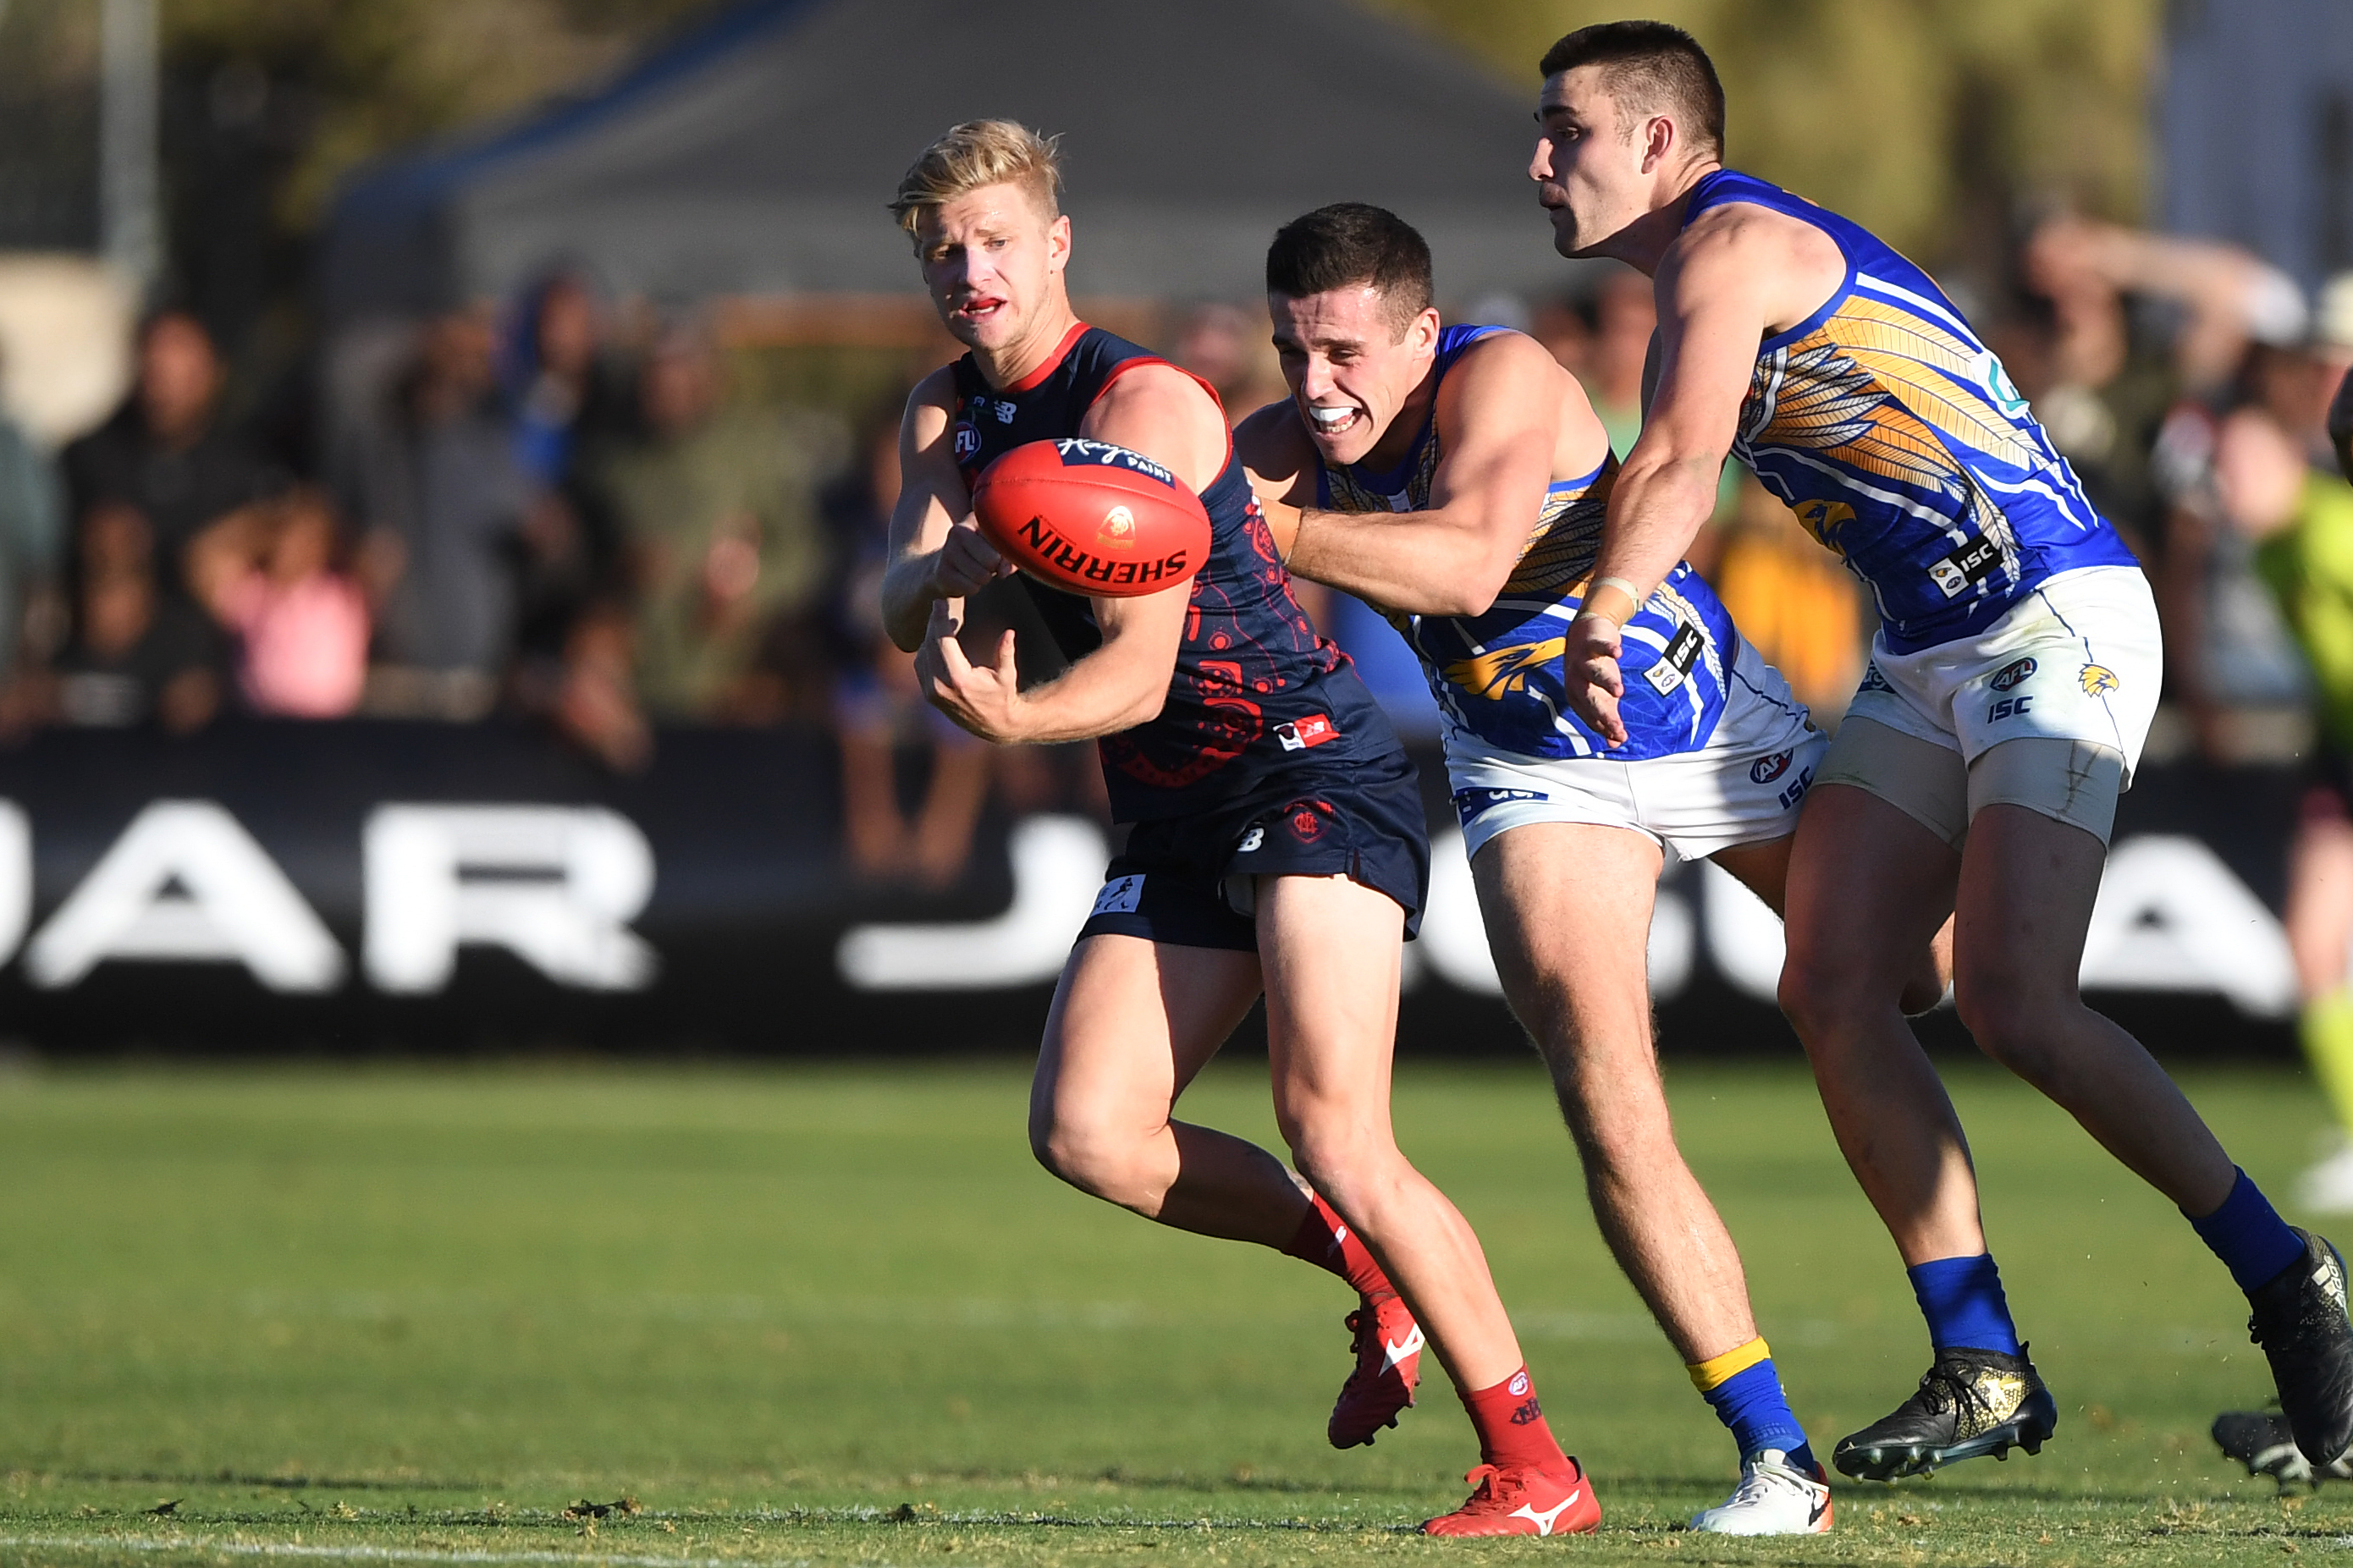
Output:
[890, 119, 1063, 235]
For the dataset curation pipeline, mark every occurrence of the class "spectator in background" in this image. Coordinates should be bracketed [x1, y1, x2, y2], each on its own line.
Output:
[2022, 213, 2308, 557]
[63, 310, 281, 606]
[499, 269, 633, 492]
[186, 487, 370, 718]
[346, 309, 529, 718]
[0, 344, 64, 720]
[49, 498, 218, 733]
[498, 270, 629, 674]
[587, 323, 845, 722]
[2212, 403, 2353, 1209]
[1171, 302, 1287, 424]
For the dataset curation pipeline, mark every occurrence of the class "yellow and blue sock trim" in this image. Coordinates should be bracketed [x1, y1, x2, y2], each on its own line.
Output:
[1688, 1337, 1813, 1470]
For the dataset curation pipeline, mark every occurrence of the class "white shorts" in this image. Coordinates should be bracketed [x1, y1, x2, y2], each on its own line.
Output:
[1843, 565, 2162, 779]
[1447, 635, 1825, 864]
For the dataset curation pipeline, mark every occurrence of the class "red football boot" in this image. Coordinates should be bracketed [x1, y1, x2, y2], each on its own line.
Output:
[1329, 1293, 1423, 1447]
[1420, 1457, 1601, 1538]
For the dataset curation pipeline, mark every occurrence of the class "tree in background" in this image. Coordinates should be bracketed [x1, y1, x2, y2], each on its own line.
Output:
[1377, 0, 2158, 288]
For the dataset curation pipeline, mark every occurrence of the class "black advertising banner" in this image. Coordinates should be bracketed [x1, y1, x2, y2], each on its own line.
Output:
[0, 719, 2305, 1056]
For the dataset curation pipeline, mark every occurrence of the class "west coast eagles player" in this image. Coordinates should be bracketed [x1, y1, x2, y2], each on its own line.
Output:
[879, 121, 1597, 1536]
[1237, 202, 1903, 1535]
[1539, 20, 2353, 1480]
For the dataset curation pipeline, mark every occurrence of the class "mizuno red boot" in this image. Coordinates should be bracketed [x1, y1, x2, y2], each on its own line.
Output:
[1420, 1457, 1601, 1537]
[1329, 1293, 1422, 1447]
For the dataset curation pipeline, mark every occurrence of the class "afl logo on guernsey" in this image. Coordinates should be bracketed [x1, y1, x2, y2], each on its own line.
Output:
[1989, 656, 2037, 691]
[952, 421, 980, 463]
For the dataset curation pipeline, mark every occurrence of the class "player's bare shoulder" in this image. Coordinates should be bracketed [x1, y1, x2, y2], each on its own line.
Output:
[1079, 360, 1228, 492]
[1435, 327, 1610, 481]
[1663, 198, 1844, 334]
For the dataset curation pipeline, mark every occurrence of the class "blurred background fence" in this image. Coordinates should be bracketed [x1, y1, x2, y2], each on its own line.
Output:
[0, 0, 2336, 1053]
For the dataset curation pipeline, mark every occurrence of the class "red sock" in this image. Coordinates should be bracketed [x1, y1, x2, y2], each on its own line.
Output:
[1462, 1365, 1569, 1471]
[1280, 1191, 1396, 1301]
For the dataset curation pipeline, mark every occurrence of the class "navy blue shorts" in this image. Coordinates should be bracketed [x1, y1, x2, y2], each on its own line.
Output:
[1076, 753, 1429, 953]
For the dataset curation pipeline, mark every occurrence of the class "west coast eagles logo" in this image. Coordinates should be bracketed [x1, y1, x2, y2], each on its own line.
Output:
[2080, 663, 2119, 697]
[1097, 505, 1138, 549]
[1444, 638, 1567, 700]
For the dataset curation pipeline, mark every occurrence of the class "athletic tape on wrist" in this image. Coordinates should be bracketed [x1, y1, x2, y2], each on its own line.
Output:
[1581, 575, 1643, 626]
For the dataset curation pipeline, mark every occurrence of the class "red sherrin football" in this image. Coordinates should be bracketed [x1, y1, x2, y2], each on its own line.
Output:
[972, 438, 1211, 598]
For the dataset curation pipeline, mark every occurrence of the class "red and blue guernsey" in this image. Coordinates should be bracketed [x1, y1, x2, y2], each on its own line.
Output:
[1317, 323, 1736, 761]
[1684, 170, 2140, 653]
[952, 322, 1406, 823]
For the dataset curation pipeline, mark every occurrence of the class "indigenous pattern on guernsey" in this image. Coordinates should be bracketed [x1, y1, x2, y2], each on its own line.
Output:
[1685, 169, 2140, 654]
[951, 322, 1403, 823]
[1314, 323, 1733, 760]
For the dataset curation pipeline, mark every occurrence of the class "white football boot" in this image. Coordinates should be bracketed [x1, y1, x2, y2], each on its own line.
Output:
[1689, 1450, 1832, 1535]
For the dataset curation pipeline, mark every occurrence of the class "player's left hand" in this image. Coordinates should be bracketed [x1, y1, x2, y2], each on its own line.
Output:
[1562, 613, 1628, 747]
[918, 599, 1025, 742]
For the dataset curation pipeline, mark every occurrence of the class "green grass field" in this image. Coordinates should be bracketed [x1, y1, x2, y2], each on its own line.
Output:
[0, 1054, 2341, 1566]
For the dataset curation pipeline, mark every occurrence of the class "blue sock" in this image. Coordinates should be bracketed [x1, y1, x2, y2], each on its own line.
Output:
[1907, 1254, 2024, 1356]
[1694, 1351, 1815, 1471]
[2189, 1167, 2306, 1292]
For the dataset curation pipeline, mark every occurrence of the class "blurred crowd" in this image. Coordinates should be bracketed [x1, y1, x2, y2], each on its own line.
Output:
[0, 217, 2348, 890]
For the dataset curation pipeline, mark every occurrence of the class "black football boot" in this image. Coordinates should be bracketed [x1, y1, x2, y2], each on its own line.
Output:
[2212, 1409, 2353, 1488]
[1832, 1344, 2058, 1481]
[2246, 1229, 2353, 1466]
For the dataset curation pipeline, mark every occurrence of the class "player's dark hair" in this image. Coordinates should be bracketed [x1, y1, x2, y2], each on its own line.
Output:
[1539, 20, 1725, 160]
[1265, 203, 1434, 337]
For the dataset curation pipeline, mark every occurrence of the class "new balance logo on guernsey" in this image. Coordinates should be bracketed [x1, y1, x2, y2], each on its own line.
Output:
[1511, 1493, 1580, 1536]
[1274, 714, 1339, 751]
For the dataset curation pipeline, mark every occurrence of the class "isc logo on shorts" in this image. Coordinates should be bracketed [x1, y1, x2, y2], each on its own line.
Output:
[1749, 749, 1794, 784]
[1091, 874, 1144, 917]
[1274, 714, 1340, 751]
[1452, 786, 1546, 825]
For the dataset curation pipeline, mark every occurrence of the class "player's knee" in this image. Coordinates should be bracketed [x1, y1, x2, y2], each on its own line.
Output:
[1029, 1114, 1146, 1203]
[1776, 949, 1853, 1038]
[1283, 1121, 1392, 1209]
[1951, 974, 2069, 1083]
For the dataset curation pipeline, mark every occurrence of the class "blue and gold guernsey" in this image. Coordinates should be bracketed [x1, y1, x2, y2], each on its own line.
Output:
[1317, 323, 1736, 761]
[1686, 170, 2140, 654]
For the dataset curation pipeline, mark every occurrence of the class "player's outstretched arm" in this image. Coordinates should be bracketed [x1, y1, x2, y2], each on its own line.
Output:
[1279, 335, 1564, 617]
[1564, 213, 1785, 744]
[880, 367, 1006, 652]
[917, 365, 1222, 745]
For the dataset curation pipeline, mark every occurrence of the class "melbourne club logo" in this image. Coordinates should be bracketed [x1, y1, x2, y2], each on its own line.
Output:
[1287, 805, 1326, 841]
[1989, 656, 2037, 691]
[1749, 749, 1794, 784]
[2080, 663, 2119, 696]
